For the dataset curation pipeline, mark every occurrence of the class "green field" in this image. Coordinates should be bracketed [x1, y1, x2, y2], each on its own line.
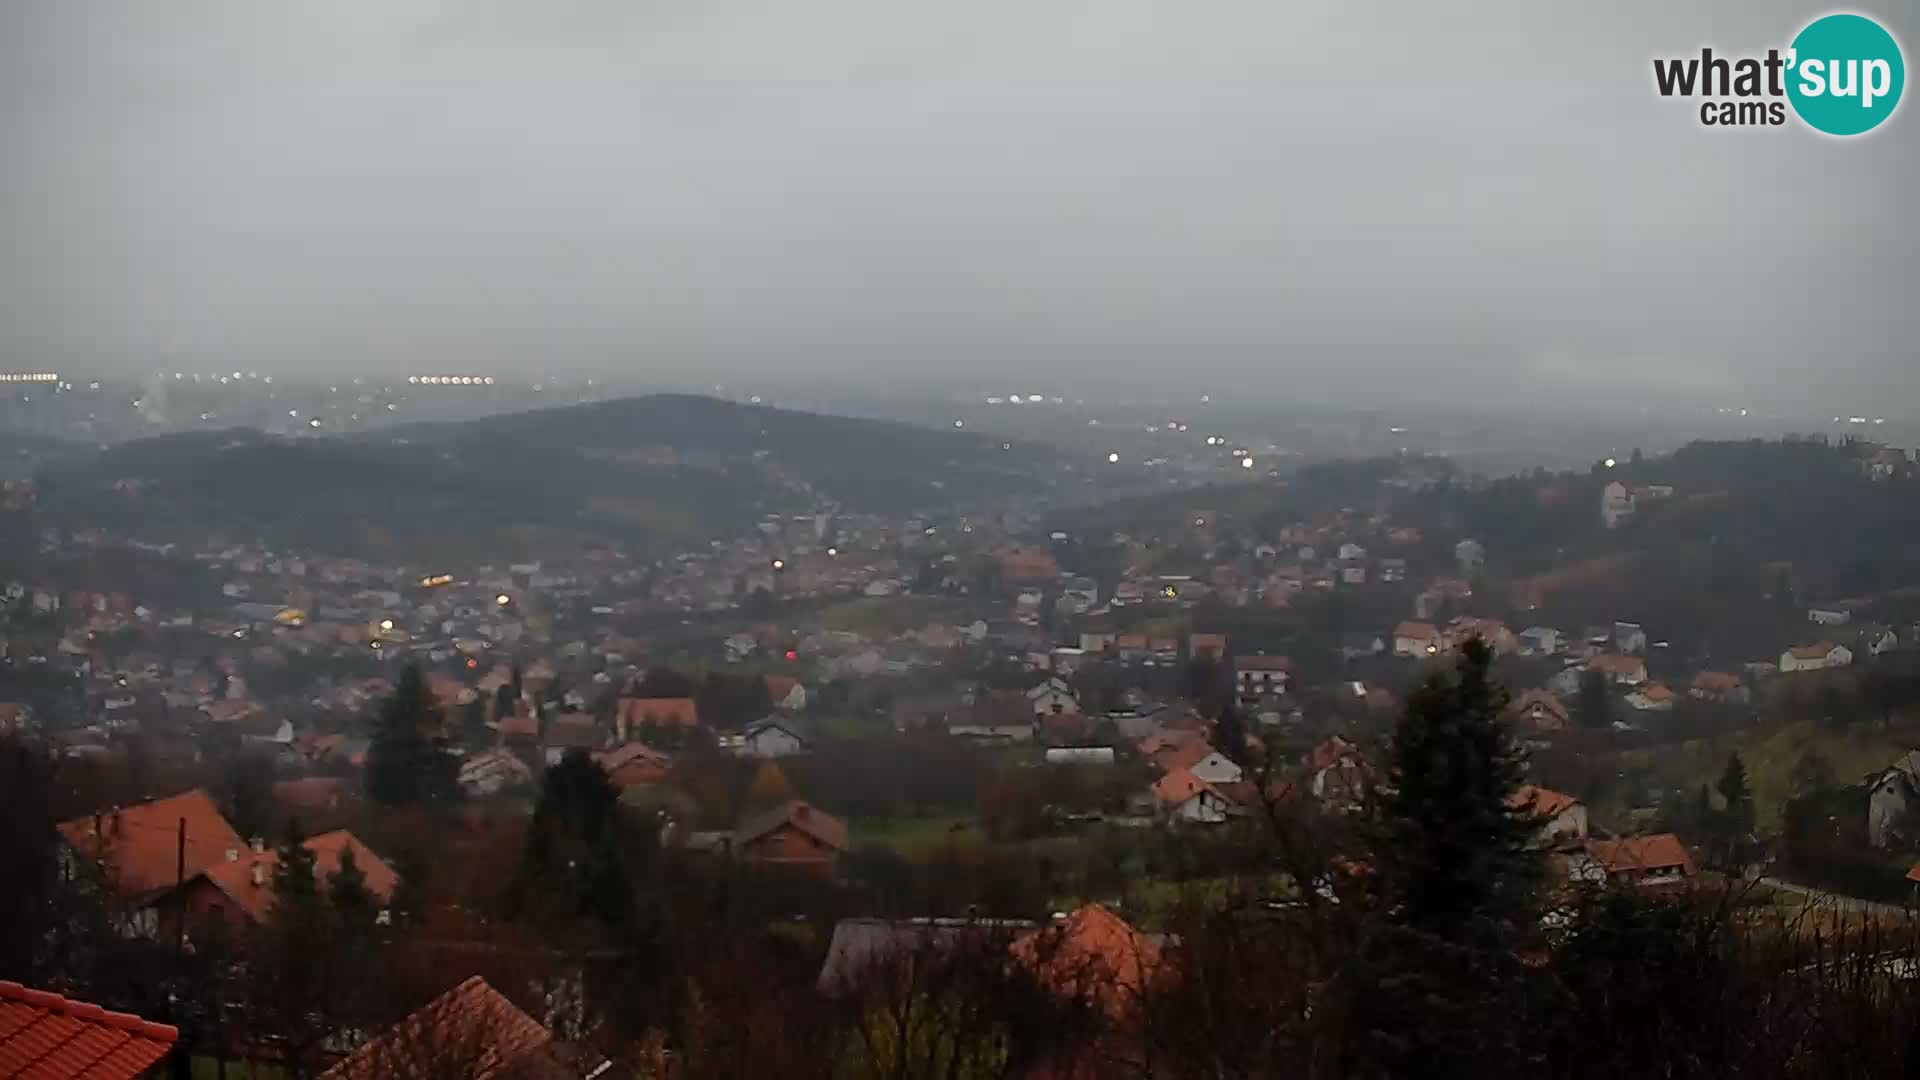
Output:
[849, 815, 983, 857]
[1615, 719, 1910, 830]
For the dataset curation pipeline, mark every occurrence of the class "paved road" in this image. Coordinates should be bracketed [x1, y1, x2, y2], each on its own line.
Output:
[1759, 876, 1911, 919]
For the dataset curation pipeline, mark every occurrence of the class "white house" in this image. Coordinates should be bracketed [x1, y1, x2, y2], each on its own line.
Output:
[1044, 747, 1116, 766]
[1780, 642, 1853, 673]
[740, 717, 810, 758]
[1153, 768, 1232, 824]
[1337, 543, 1368, 561]
[1518, 627, 1563, 656]
[1186, 750, 1244, 785]
[1808, 607, 1853, 627]
[1510, 785, 1589, 846]
[1613, 622, 1647, 655]
[1233, 655, 1292, 701]
[1454, 539, 1486, 573]
[1026, 678, 1080, 718]
[1869, 753, 1920, 848]
[1601, 481, 1636, 528]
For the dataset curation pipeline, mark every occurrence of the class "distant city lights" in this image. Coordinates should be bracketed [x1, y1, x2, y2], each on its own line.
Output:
[495, 594, 512, 606]
[408, 375, 496, 386]
[1107, 452, 1121, 463]
[771, 559, 785, 570]
[1603, 457, 1618, 468]
[1241, 457, 1254, 469]
[0, 373, 58, 383]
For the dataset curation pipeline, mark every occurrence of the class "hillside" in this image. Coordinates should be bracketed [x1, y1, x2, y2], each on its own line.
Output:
[31, 395, 1069, 559]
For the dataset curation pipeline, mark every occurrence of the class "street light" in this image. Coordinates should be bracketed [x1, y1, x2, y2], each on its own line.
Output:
[495, 594, 511, 606]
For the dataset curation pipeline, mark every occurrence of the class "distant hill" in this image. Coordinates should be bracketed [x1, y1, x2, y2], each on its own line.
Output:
[32, 395, 1067, 560]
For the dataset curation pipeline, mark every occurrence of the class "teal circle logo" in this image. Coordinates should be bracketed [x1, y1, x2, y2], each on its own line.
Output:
[1786, 13, 1905, 136]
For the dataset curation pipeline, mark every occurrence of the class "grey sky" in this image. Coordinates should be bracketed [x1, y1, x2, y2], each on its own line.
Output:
[2, 1, 1913, 409]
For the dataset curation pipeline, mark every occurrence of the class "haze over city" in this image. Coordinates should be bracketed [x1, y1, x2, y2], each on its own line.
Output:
[3, 0, 1914, 413]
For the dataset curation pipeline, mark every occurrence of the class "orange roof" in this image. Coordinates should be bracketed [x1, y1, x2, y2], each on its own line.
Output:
[1509, 784, 1580, 818]
[1304, 735, 1359, 773]
[1010, 904, 1161, 1014]
[1691, 671, 1743, 692]
[1588, 654, 1646, 675]
[196, 831, 400, 925]
[1907, 863, 1920, 884]
[0, 980, 179, 1079]
[319, 976, 569, 1080]
[766, 674, 800, 701]
[1151, 767, 1217, 807]
[1585, 834, 1696, 877]
[736, 801, 849, 852]
[1510, 689, 1570, 726]
[1393, 621, 1438, 640]
[1638, 683, 1677, 703]
[617, 696, 700, 728]
[1789, 642, 1840, 660]
[1157, 740, 1224, 773]
[56, 789, 246, 901]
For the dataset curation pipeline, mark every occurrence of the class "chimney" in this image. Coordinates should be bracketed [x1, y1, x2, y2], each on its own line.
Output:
[250, 837, 265, 854]
[250, 863, 266, 887]
[225, 848, 239, 862]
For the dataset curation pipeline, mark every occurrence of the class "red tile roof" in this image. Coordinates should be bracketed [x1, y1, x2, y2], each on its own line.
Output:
[616, 696, 700, 729]
[1509, 784, 1580, 819]
[1151, 767, 1218, 807]
[319, 976, 569, 1080]
[1585, 834, 1696, 877]
[0, 980, 178, 1079]
[1010, 905, 1161, 1017]
[1588, 654, 1647, 676]
[194, 831, 400, 924]
[735, 801, 849, 852]
[56, 789, 247, 901]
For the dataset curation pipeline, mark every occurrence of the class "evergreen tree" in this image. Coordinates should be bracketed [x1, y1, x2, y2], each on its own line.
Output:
[1717, 752, 1754, 838]
[366, 665, 452, 806]
[1375, 637, 1542, 938]
[272, 818, 319, 907]
[1575, 670, 1612, 729]
[1343, 638, 1546, 1077]
[327, 843, 376, 934]
[1213, 704, 1250, 768]
[516, 750, 634, 929]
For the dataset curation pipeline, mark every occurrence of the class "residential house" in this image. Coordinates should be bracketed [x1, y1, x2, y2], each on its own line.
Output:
[1152, 768, 1233, 824]
[1808, 606, 1853, 627]
[766, 675, 808, 711]
[320, 975, 605, 1080]
[0, 981, 179, 1080]
[740, 716, 811, 758]
[1509, 689, 1570, 733]
[1188, 633, 1228, 661]
[1869, 752, 1920, 848]
[1233, 655, 1292, 702]
[1613, 621, 1647, 654]
[1454, 538, 1486, 573]
[1079, 631, 1117, 654]
[817, 916, 1040, 996]
[1338, 632, 1386, 660]
[1601, 480, 1636, 528]
[1588, 654, 1649, 686]
[595, 742, 673, 791]
[56, 789, 247, 914]
[456, 749, 534, 797]
[161, 831, 398, 937]
[1155, 740, 1245, 785]
[1689, 671, 1749, 705]
[734, 801, 848, 876]
[1027, 677, 1080, 718]
[1509, 784, 1588, 845]
[1379, 557, 1408, 583]
[1044, 747, 1117, 766]
[1625, 682, 1677, 712]
[1781, 642, 1853, 673]
[542, 713, 605, 765]
[1571, 834, 1696, 895]
[1392, 620, 1441, 657]
[1304, 736, 1371, 810]
[1010, 904, 1162, 1020]
[1517, 627, 1563, 657]
[1856, 624, 1900, 657]
[614, 696, 699, 740]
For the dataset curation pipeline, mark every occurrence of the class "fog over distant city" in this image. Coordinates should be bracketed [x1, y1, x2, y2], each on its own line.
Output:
[2, 1, 1914, 411]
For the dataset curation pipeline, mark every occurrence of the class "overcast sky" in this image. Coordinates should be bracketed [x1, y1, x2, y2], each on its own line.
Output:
[2, 1, 1913, 409]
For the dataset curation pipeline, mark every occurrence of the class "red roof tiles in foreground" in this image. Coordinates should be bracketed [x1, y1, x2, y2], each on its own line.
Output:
[0, 980, 178, 1080]
[320, 976, 574, 1080]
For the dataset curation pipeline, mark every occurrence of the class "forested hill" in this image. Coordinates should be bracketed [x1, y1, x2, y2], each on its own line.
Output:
[28, 395, 1070, 559]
